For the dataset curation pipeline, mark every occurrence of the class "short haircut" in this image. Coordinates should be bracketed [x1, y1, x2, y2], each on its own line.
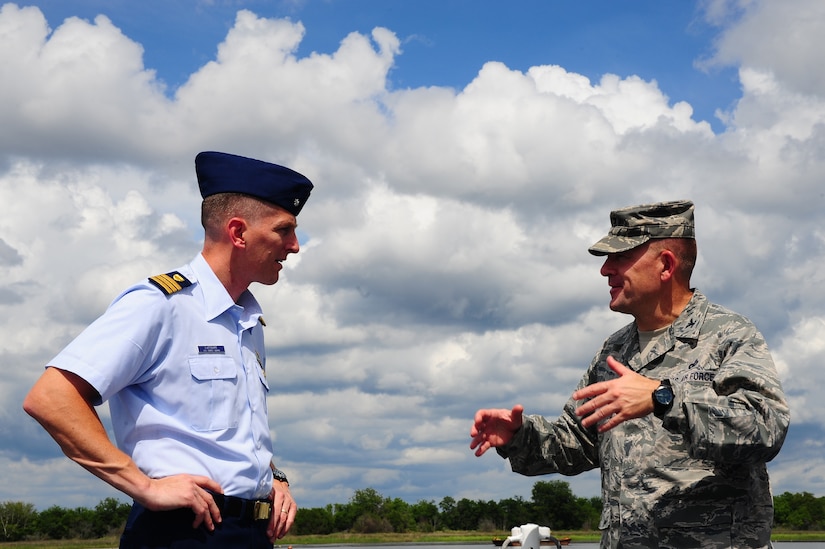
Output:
[650, 238, 697, 282]
[201, 193, 270, 240]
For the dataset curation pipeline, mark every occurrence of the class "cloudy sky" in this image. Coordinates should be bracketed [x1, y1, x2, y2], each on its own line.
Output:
[2, 0, 824, 513]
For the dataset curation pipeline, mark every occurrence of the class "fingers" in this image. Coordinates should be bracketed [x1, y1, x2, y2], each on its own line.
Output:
[268, 487, 296, 541]
[577, 399, 619, 429]
[195, 476, 224, 495]
[575, 390, 610, 415]
[192, 477, 223, 530]
[573, 381, 606, 401]
[202, 486, 222, 530]
[469, 419, 492, 456]
[575, 377, 658, 432]
[140, 475, 224, 531]
[188, 483, 222, 531]
[470, 408, 492, 437]
[605, 355, 630, 374]
[472, 440, 489, 457]
[573, 356, 631, 400]
[510, 404, 524, 424]
[469, 409, 495, 450]
[469, 405, 524, 457]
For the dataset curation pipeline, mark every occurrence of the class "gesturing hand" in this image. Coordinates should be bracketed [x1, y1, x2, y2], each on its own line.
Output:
[470, 405, 524, 456]
[573, 356, 660, 432]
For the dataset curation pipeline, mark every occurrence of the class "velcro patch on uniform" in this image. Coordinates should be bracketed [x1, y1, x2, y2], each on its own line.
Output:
[148, 271, 192, 295]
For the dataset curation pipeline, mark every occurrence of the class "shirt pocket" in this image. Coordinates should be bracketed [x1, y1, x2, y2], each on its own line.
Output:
[188, 356, 240, 432]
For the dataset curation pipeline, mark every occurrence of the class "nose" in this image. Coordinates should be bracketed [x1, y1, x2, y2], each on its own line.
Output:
[600, 256, 614, 277]
[286, 231, 300, 254]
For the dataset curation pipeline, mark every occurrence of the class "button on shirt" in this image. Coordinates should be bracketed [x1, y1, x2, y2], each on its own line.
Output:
[49, 254, 274, 499]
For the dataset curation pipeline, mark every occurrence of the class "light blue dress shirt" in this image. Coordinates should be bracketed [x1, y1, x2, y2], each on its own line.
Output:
[50, 254, 274, 500]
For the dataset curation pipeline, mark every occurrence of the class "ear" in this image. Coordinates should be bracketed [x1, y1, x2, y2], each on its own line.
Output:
[659, 249, 677, 282]
[227, 217, 248, 249]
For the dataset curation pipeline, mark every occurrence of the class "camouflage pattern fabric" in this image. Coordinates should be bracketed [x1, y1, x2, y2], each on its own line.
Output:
[497, 291, 790, 549]
[588, 200, 695, 256]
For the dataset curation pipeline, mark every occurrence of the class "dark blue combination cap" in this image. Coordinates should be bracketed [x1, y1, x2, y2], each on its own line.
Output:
[195, 151, 313, 216]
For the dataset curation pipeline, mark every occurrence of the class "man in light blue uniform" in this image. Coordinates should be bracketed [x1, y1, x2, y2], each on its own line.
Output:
[24, 151, 313, 548]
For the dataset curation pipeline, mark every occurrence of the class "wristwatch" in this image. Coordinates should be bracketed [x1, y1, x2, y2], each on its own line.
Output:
[272, 468, 289, 485]
[652, 379, 674, 418]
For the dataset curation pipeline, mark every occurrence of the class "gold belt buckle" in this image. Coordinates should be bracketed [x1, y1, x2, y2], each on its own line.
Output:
[253, 501, 272, 520]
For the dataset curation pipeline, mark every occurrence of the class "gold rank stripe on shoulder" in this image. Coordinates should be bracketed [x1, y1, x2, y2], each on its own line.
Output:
[148, 271, 193, 295]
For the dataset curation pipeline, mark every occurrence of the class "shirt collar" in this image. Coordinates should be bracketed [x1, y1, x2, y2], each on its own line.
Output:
[629, 290, 706, 368]
[670, 290, 707, 341]
[190, 254, 263, 324]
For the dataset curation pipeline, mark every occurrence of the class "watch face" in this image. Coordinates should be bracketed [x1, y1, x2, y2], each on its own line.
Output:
[654, 385, 674, 405]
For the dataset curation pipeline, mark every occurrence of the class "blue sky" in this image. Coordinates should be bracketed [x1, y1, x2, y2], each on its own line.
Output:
[3, 0, 825, 516]
[32, 0, 740, 129]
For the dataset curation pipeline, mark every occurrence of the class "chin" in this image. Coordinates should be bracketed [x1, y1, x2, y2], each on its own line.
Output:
[608, 300, 628, 313]
[256, 275, 280, 286]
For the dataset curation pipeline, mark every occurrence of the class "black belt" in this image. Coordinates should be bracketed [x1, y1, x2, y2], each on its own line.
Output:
[210, 493, 272, 521]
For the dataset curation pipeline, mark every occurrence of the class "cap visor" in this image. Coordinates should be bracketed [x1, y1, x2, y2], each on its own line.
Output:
[588, 235, 648, 256]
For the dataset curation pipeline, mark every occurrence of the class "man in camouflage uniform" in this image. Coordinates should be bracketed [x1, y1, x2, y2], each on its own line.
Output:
[470, 200, 790, 548]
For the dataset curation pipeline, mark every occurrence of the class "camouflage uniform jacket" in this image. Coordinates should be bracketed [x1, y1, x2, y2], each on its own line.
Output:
[498, 291, 790, 549]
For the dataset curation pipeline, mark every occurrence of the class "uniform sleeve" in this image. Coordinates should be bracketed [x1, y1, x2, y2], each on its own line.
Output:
[662, 317, 790, 464]
[497, 370, 601, 477]
[49, 286, 172, 404]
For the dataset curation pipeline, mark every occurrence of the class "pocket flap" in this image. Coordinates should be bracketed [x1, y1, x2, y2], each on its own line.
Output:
[189, 356, 238, 381]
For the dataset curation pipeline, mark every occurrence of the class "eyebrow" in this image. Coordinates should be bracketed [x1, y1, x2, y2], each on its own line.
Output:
[273, 218, 298, 230]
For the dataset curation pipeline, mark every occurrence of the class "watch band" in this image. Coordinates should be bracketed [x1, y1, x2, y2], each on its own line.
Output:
[272, 467, 289, 485]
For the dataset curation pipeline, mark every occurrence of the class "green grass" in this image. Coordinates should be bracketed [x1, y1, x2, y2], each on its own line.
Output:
[771, 529, 825, 542]
[0, 539, 120, 549]
[3, 529, 825, 547]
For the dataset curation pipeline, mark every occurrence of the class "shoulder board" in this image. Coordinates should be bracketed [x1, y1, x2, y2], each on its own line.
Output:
[148, 271, 192, 296]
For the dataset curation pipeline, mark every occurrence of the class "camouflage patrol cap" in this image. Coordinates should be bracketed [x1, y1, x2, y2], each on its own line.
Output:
[588, 200, 695, 256]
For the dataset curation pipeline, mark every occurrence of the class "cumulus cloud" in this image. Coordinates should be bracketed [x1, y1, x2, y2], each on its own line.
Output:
[2, 0, 825, 510]
[703, 0, 825, 97]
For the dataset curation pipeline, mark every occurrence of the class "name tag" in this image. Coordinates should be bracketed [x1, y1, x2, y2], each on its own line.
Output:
[198, 345, 225, 354]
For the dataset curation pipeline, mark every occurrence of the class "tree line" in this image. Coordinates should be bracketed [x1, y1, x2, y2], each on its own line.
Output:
[293, 482, 602, 535]
[1, 482, 824, 542]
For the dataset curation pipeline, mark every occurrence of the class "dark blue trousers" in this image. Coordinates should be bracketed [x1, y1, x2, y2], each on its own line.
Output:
[120, 502, 272, 548]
